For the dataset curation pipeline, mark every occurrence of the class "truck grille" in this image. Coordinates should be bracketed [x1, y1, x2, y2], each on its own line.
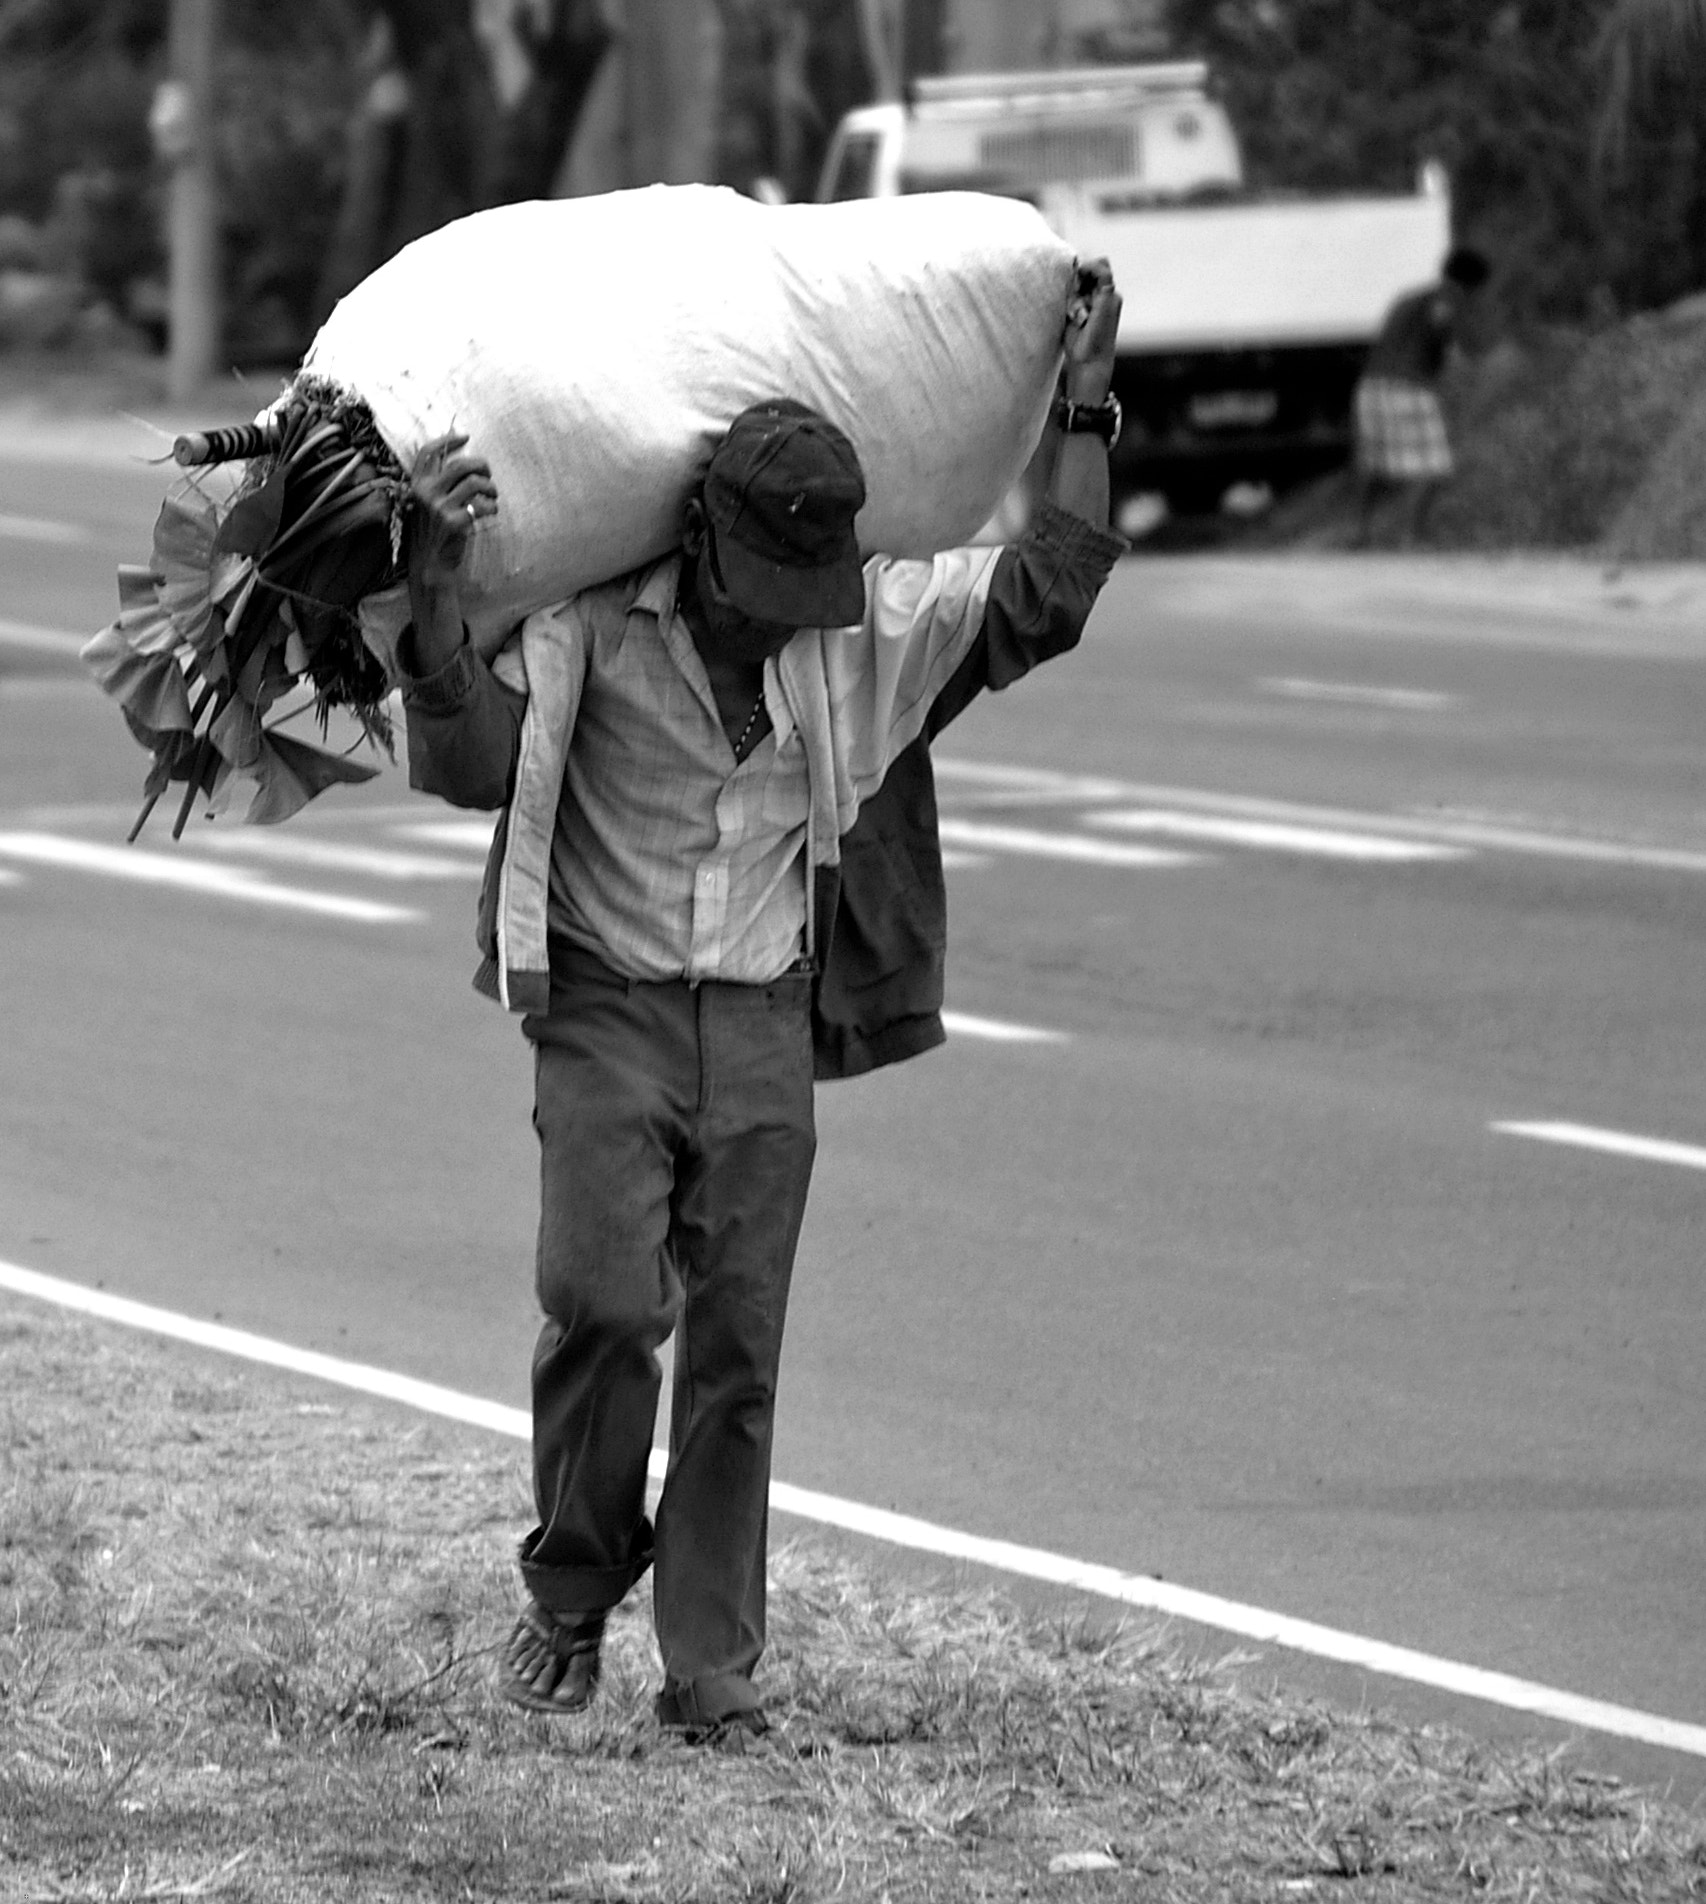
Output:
[977, 124, 1136, 182]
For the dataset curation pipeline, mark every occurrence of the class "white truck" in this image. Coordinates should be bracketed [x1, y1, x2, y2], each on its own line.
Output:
[815, 63, 1453, 512]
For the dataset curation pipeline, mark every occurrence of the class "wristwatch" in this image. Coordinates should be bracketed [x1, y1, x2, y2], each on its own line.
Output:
[1053, 393, 1123, 448]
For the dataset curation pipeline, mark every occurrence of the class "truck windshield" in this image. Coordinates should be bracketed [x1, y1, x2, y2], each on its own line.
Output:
[823, 132, 882, 201]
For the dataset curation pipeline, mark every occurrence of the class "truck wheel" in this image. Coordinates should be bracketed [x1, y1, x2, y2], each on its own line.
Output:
[1163, 479, 1226, 518]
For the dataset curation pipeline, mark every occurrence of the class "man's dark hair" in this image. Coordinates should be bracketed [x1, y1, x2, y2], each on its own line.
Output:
[1443, 246, 1491, 291]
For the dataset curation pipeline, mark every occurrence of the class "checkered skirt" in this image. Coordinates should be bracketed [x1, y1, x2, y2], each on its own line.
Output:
[1355, 378, 1454, 480]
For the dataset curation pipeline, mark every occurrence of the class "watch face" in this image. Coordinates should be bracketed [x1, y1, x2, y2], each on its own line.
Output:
[1058, 398, 1120, 443]
[1081, 398, 1120, 446]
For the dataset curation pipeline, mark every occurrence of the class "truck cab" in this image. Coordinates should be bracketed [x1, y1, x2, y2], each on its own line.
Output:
[817, 64, 1451, 514]
[818, 63, 1241, 207]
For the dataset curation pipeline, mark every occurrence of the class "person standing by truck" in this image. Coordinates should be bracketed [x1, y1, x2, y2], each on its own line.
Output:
[1352, 245, 1491, 546]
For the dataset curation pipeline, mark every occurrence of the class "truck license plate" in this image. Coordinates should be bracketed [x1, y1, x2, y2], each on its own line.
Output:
[1189, 390, 1279, 429]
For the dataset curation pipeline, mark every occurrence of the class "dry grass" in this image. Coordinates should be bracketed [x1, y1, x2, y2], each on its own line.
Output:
[1, 1296, 1703, 1903]
[1437, 310, 1706, 556]
[1190, 303, 1706, 558]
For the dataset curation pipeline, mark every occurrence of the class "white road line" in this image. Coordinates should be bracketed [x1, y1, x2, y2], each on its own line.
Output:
[0, 617, 89, 657]
[942, 1010, 1067, 1044]
[937, 818, 1199, 870]
[0, 1261, 528, 1438]
[0, 513, 89, 545]
[187, 832, 482, 881]
[936, 758, 1706, 876]
[935, 760, 1132, 803]
[0, 832, 419, 924]
[395, 819, 498, 852]
[761, 1484, 1706, 1760]
[1494, 1121, 1706, 1172]
[1092, 808, 1467, 863]
[939, 850, 990, 871]
[1257, 676, 1453, 712]
[1398, 820, 1706, 877]
[2, 1254, 1703, 1762]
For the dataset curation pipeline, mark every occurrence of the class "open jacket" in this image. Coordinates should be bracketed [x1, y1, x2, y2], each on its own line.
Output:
[401, 500, 1124, 1080]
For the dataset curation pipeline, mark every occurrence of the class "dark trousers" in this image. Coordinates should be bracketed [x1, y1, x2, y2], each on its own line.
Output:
[520, 946, 817, 1720]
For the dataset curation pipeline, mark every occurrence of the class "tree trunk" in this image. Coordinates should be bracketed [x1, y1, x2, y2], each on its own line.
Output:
[166, 0, 220, 395]
[855, 0, 902, 100]
[312, 0, 611, 325]
[312, 19, 410, 326]
[487, 0, 613, 202]
[621, 0, 723, 186]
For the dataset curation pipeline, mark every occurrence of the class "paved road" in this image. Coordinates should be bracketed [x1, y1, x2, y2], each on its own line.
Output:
[3, 435, 1703, 1796]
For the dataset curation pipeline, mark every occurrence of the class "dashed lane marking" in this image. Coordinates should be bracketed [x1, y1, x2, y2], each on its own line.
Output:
[1092, 808, 1467, 863]
[395, 819, 499, 852]
[1494, 1121, 1706, 1173]
[936, 758, 1706, 876]
[1257, 676, 1453, 712]
[187, 832, 483, 881]
[936, 818, 1199, 870]
[0, 515, 89, 545]
[0, 617, 88, 657]
[942, 1010, 1067, 1044]
[2, 1256, 1703, 1761]
[0, 832, 419, 924]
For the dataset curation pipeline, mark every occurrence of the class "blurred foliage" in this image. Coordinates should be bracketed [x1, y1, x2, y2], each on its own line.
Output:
[1164, 0, 1706, 323]
[215, 12, 366, 360]
[715, 0, 875, 203]
[13, 0, 1706, 361]
[0, 0, 162, 309]
[0, 0, 362, 356]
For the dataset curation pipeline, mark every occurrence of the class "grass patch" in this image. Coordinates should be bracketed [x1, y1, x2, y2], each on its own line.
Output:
[1, 1297, 1702, 1902]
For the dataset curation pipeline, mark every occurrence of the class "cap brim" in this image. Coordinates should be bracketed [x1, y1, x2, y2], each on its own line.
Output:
[715, 529, 867, 630]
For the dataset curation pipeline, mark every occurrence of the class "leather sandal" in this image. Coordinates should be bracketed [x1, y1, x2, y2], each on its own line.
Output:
[501, 1601, 606, 1714]
[654, 1682, 769, 1744]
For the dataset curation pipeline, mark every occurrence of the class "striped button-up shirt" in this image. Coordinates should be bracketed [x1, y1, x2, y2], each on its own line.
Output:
[546, 562, 814, 982]
[399, 502, 1125, 1012]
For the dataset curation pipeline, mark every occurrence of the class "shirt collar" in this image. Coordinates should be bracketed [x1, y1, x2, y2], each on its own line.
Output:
[635, 548, 801, 752]
[633, 553, 682, 624]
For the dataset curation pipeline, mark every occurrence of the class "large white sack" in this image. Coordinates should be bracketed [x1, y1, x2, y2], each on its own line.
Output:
[300, 184, 1077, 652]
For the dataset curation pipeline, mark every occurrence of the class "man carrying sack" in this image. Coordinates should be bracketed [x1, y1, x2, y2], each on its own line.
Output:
[398, 260, 1125, 1741]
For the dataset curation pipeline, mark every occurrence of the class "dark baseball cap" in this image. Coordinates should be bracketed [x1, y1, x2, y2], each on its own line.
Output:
[703, 400, 868, 628]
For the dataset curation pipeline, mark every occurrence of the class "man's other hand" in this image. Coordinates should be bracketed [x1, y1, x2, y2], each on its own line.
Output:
[404, 433, 498, 676]
[1065, 258, 1121, 405]
[408, 433, 499, 586]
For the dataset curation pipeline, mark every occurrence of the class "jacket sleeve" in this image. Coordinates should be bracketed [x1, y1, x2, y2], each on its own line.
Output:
[397, 629, 527, 811]
[926, 498, 1126, 740]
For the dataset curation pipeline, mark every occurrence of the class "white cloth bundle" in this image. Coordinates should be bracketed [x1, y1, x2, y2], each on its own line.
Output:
[298, 184, 1077, 654]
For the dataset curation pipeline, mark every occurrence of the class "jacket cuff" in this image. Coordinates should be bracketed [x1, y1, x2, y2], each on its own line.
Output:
[398, 629, 482, 713]
[1028, 499, 1129, 575]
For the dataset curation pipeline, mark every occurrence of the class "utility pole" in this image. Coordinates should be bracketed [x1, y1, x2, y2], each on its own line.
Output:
[621, 0, 722, 185]
[856, 0, 903, 99]
[905, 0, 947, 81]
[151, 0, 220, 399]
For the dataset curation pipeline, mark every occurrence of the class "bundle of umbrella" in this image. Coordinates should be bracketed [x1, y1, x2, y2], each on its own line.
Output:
[82, 376, 409, 839]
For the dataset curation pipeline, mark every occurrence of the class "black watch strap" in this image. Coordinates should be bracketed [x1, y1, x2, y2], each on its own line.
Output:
[1053, 393, 1122, 448]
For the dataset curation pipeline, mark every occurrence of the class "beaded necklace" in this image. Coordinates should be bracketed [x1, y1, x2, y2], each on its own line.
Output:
[731, 689, 770, 761]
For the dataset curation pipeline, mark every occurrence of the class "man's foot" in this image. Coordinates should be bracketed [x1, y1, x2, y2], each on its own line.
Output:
[501, 1602, 605, 1714]
[654, 1682, 769, 1745]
